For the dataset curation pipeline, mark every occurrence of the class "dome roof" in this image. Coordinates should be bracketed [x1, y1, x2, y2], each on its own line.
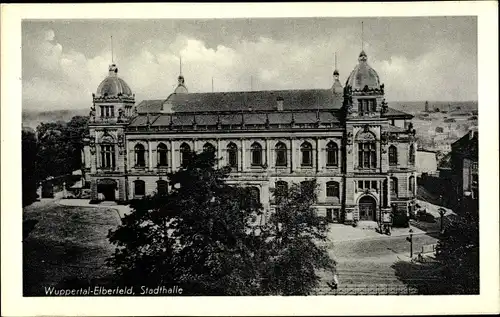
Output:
[345, 50, 380, 90]
[96, 64, 133, 97]
[174, 75, 188, 94]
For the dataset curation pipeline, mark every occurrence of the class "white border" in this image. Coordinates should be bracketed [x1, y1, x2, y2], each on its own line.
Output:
[2, 2, 499, 316]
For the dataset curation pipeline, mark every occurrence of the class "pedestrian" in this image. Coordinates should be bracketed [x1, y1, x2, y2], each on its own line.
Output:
[332, 273, 339, 290]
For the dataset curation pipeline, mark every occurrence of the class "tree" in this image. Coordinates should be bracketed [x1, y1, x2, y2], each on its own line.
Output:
[35, 116, 88, 180]
[22, 129, 38, 206]
[435, 198, 479, 294]
[107, 151, 335, 295]
[262, 180, 336, 295]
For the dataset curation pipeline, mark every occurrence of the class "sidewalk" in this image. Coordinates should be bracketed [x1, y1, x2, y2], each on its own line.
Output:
[326, 223, 437, 243]
[57, 199, 132, 220]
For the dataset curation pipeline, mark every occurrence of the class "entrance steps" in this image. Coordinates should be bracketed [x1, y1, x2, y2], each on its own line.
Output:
[357, 221, 379, 230]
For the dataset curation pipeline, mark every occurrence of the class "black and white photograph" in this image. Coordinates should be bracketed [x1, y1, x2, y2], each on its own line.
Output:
[2, 2, 499, 316]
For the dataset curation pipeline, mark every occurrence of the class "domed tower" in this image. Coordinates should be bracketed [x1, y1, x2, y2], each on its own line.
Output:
[173, 57, 188, 94]
[332, 52, 343, 96]
[85, 62, 135, 202]
[343, 50, 385, 118]
[91, 63, 136, 123]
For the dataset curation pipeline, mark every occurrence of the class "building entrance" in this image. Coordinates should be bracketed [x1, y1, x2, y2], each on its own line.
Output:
[359, 195, 376, 221]
[97, 179, 117, 201]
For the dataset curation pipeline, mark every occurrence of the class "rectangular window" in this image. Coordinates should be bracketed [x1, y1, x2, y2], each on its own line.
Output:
[110, 106, 115, 117]
[358, 180, 378, 191]
[358, 143, 376, 169]
[100, 145, 115, 169]
[100, 106, 104, 117]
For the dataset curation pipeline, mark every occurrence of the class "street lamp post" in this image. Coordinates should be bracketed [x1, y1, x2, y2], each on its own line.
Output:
[406, 229, 414, 259]
[438, 208, 446, 233]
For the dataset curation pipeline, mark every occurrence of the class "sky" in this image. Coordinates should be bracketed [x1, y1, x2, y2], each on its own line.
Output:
[22, 17, 477, 111]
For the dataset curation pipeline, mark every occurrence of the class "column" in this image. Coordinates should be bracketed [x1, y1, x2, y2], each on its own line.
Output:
[316, 138, 321, 173]
[240, 138, 245, 172]
[217, 139, 221, 168]
[386, 175, 391, 207]
[193, 139, 198, 152]
[265, 138, 270, 169]
[413, 172, 417, 197]
[170, 140, 175, 172]
[290, 138, 295, 173]
[148, 140, 153, 170]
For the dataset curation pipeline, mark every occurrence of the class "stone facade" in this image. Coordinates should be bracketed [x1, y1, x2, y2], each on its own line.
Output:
[83, 50, 417, 224]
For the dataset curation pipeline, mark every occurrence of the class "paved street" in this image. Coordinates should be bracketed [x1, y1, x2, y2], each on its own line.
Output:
[318, 224, 442, 290]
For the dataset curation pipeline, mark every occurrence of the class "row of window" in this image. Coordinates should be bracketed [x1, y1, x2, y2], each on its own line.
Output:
[388, 145, 415, 166]
[274, 180, 340, 198]
[389, 176, 415, 196]
[100, 142, 415, 170]
[100, 106, 115, 118]
[130, 141, 340, 169]
[358, 99, 377, 113]
[132, 177, 415, 200]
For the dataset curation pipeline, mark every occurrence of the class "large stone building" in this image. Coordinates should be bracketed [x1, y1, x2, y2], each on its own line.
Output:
[82, 49, 417, 224]
[450, 129, 478, 202]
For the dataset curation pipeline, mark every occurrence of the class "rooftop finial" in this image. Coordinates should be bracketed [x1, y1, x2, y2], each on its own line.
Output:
[111, 35, 114, 63]
[179, 56, 182, 76]
[361, 21, 364, 51]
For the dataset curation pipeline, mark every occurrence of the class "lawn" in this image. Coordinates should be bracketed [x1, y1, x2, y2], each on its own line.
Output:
[23, 201, 121, 296]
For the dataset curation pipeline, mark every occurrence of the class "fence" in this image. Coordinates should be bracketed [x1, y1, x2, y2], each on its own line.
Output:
[316, 284, 426, 295]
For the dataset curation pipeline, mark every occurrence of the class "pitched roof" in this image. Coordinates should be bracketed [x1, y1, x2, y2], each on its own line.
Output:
[386, 125, 408, 133]
[451, 131, 478, 158]
[136, 89, 343, 114]
[382, 108, 414, 119]
[128, 109, 342, 130]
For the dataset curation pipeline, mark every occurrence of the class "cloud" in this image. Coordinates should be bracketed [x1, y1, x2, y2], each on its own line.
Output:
[22, 28, 477, 111]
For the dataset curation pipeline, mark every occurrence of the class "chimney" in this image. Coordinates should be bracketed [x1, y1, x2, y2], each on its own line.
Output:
[276, 96, 284, 111]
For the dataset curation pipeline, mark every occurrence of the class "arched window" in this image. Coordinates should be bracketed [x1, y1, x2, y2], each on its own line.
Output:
[409, 176, 415, 195]
[203, 142, 216, 153]
[227, 142, 238, 168]
[249, 186, 260, 202]
[326, 141, 339, 166]
[134, 180, 145, 197]
[251, 142, 263, 166]
[300, 180, 315, 195]
[409, 144, 415, 165]
[157, 143, 168, 167]
[180, 143, 191, 167]
[326, 181, 340, 198]
[157, 179, 168, 196]
[388, 145, 398, 166]
[134, 144, 146, 167]
[275, 181, 288, 198]
[390, 177, 398, 196]
[300, 142, 313, 167]
[275, 142, 287, 167]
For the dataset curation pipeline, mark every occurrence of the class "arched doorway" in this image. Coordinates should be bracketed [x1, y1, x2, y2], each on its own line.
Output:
[359, 195, 376, 221]
[97, 179, 117, 201]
